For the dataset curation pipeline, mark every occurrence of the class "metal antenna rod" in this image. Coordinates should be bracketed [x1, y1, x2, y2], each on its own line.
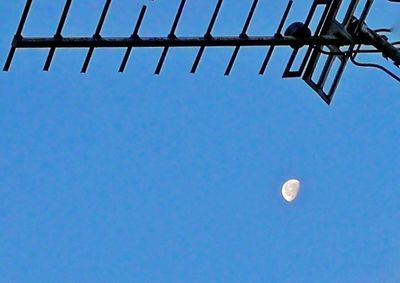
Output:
[12, 35, 360, 49]
[191, 0, 224, 74]
[259, 0, 293, 75]
[3, 0, 33, 71]
[155, 0, 186, 75]
[359, 24, 400, 65]
[225, 0, 258, 76]
[119, 5, 147, 73]
[81, 0, 112, 73]
[44, 0, 73, 71]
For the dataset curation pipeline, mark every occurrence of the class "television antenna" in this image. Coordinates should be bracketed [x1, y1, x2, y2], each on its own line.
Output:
[3, 0, 400, 104]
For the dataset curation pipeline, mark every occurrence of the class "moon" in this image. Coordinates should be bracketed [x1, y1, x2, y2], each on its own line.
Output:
[281, 179, 301, 202]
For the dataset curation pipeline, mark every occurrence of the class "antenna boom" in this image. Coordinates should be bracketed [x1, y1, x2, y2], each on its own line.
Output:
[13, 35, 359, 49]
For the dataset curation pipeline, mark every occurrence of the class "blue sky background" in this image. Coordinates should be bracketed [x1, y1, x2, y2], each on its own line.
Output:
[1, 1, 400, 282]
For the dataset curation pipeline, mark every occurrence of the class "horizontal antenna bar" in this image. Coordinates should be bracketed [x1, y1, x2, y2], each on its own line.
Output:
[13, 35, 363, 49]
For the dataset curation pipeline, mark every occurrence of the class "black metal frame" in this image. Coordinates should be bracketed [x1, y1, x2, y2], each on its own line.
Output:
[302, 0, 374, 104]
[3, 0, 400, 105]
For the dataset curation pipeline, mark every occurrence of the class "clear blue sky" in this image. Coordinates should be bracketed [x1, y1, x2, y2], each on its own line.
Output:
[1, 1, 400, 282]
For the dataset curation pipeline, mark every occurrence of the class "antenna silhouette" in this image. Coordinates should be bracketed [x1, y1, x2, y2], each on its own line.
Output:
[3, 0, 400, 104]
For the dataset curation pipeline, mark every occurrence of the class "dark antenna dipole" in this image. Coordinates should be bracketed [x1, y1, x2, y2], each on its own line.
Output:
[3, 0, 400, 104]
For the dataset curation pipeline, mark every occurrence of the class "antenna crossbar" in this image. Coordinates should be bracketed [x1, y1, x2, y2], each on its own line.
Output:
[12, 35, 362, 49]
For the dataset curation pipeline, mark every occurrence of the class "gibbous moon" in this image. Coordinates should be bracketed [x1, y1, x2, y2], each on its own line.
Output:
[281, 179, 300, 202]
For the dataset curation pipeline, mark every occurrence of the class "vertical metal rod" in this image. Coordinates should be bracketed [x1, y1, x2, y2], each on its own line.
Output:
[259, 47, 274, 75]
[327, 58, 348, 102]
[304, 1, 319, 28]
[119, 5, 147, 72]
[282, 48, 299, 77]
[56, 0, 73, 35]
[44, 0, 73, 71]
[318, 0, 343, 34]
[3, 0, 33, 71]
[132, 5, 147, 37]
[240, 0, 258, 38]
[342, 0, 360, 26]
[325, 1, 374, 102]
[205, 0, 223, 37]
[317, 54, 335, 87]
[225, 0, 258, 76]
[355, 0, 373, 34]
[190, 47, 206, 74]
[301, 1, 336, 80]
[259, 0, 292, 75]
[155, 0, 186, 75]
[190, 0, 223, 74]
[81, 0, 112, 73]
[276, 0, 293, 36]
[43, 46, 57, 72]
[224, 46, 240, 76]
[285, 0, 331, 78]
[3, 48, 16, 72]
[154, 48, 169, 75]
[95, 0, 112, 36]
[81, 48, 95, 73]
[16, 0, 33, 36]
[169, 0, 186, 38]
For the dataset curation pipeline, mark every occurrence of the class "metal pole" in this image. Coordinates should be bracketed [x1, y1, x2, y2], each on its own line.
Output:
[12, 35, 364, 49]
[359, 25, 400, 65]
